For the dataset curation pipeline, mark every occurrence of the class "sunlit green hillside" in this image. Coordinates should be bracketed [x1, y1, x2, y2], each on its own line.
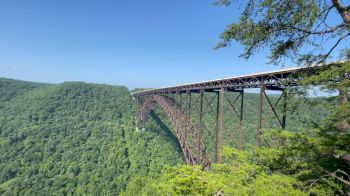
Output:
[0, 78, 341, 195]
[0, 78, 183, 195]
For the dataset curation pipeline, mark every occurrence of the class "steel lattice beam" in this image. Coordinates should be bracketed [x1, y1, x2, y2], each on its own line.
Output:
[133, 62, 348, 166]
[137, 95, 211, 167]
[132, 64, 341, 97]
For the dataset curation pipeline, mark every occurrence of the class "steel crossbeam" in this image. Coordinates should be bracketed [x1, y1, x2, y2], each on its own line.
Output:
[132, 62, 348, 166]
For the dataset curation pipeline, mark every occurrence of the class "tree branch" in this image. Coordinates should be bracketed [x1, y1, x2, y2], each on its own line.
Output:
[323, 168, 350, 186]
[332, 0, 350, 25]
[315, 5, 335, 30]
[291, 24, 345, 35]
[317, 32, 350, 64]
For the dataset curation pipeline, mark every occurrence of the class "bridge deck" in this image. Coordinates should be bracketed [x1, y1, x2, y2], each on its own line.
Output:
[133, 61, 347, 165]
[132, 65, 323, 96]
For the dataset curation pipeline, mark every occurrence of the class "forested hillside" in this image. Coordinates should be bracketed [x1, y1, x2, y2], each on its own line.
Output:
[0, 78, 183, 195]
[0, 77, 348, 195]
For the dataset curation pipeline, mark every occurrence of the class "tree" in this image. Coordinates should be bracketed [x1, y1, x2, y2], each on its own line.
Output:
[215, 0, 350, 65]
[215, 0, 350, 193]
[122, 147, 334, 195]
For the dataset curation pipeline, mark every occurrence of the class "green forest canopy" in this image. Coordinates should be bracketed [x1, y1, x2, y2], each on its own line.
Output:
[0, 78, 183, 195]
[0, 70, 349, 195]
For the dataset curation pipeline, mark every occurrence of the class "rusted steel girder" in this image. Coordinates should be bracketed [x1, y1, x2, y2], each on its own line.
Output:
[138, 95, 211, 167]
[257, 86, 288, 146]
[198, 90, 204, 162]
[258, 84, 265, 146]
[224, 89, 245, 150]
[132, 62, 346, 97]
[239, 90, 244, 150]
[133, 62, 347, 166]
[216, 87, 225, 163]
[132, 65, 325, 97]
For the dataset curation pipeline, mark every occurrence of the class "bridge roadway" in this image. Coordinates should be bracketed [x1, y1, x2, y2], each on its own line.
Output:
[132, 65, 319, 96]
[131, 63, 343, 167]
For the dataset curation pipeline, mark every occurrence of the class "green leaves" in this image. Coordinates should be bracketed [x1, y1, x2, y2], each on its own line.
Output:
[127, 120, 349, 195]
[129, 146, 312, 195]
[216, 0, 350, 64]
[0, 79, 184, 195]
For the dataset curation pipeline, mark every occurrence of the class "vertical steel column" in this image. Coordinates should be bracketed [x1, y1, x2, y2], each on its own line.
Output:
[179, 92, 183, 110]
[198, 89, 204, 161]
[215, 91, 219, 163]
[138, 96, 145, 129]
[185, 91, 191, 150]
[185, 91, 190, 127]
[187, 91, 191, 118]
[281, 90, 287, 130]
[168, 91, 172, 102]
[258, 84, 265, 146]
[281, 90, 287, 145]
[177, 91, 181, 118]
[239, 90, 244, 150]
[174, 92, 178, 119]
[170, 92, 178, 134]
[216, 86, 225, 163]
[135, 96, 140, 129]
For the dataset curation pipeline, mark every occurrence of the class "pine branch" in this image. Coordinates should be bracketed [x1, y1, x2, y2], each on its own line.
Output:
[321, 168, 350, 187]
[291, 24, 345, 35]
[317, 32, 350, 64]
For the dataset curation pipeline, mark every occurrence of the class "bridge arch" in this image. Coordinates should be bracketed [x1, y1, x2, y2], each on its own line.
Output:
[137, 95, 211, 167]
[133, 63, 347, 166]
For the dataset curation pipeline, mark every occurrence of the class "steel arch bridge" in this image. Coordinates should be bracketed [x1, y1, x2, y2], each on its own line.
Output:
[132, 62, 348, 167]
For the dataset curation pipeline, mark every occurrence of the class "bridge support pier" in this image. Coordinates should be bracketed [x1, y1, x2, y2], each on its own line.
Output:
[131, 64, 334, 166]
[136, 95, 145, 130]
[198, 90, 204, 162]
[281, 90, 287, 145]
[215, 87, 225, 163]
[236, 89, 244, 150]
[225, 89, 245, 150]
[257, 85, 288, 146]
[258, 84, 265, 146]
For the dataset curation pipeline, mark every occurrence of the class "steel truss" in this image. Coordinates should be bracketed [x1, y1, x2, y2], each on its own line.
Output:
[138, 95, 211, 167]
[133, 63, 348, 166]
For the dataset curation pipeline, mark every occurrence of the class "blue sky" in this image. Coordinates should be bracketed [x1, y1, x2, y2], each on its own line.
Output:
[0, 0, 347, 90]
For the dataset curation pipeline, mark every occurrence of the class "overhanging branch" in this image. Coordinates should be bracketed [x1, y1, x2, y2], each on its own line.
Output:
[317, 32, 350, 64]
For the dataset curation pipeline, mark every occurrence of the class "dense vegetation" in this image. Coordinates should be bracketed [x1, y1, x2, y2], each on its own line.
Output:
[0, 78, 183, 195]
[1, 61, 349, 196]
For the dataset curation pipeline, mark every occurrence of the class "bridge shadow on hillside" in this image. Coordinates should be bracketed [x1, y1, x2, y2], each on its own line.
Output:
[149, 111, 183, 154]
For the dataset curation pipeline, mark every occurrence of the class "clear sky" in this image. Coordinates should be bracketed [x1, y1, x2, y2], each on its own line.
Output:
[0, 0, 347, 90]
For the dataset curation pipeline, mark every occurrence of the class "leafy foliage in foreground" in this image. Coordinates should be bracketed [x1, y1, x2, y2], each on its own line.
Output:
[123, 130, 349, 195]
[122, 147, 324, 195]
[215, 0, 350, 65]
